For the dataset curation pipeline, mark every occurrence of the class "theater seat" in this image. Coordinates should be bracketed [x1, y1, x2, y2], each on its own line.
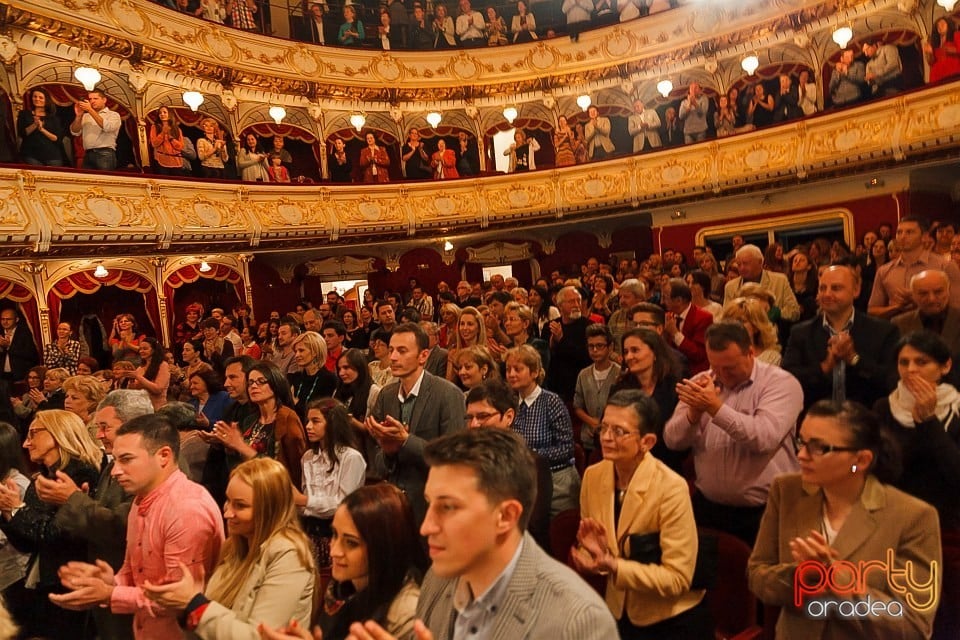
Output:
[548, 508, 606, 596]
[698, 527, 764, 640]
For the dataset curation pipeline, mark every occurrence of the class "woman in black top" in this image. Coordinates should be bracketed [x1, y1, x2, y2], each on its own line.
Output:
[288, 332, 337, 423]
[17, 88, 65, 167]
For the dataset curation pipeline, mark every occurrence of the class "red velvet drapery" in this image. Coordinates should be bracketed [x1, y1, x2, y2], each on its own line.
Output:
[47, 270, 160, 338]
[0, 280, 42, 354]
[163, 263, 244, 329]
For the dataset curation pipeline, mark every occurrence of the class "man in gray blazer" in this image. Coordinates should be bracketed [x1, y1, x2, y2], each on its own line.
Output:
[366, 322, 465, 525]
[346, 428, 618, 640]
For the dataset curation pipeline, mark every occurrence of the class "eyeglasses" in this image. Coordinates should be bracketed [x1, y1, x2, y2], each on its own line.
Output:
[633, 321, 660, 328]
[25, 428, 48, 441]
[794, 436, 859, 457]
[465, 412, 500, 424]
[598, 424, 639, 439]
[587, 343, 610, 351]
[247, 378, 269, 387]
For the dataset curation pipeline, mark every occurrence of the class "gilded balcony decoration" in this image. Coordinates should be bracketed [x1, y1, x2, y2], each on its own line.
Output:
[0, 81, 957, 257]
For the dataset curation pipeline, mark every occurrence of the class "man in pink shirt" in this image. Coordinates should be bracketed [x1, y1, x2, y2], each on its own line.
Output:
[50, 413, 224, 638]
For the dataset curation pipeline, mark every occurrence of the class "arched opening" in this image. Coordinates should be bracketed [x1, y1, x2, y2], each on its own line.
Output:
[164, 263, 244, 337]
[239, 122, 322, 182]
[325, 128, 400, 182]
[51, 270, 160, 369]
[0, 88, 15, 163]
[484, 117, 556, 172]
[148, 107, 236, 178]
[32, 84, 140, 171]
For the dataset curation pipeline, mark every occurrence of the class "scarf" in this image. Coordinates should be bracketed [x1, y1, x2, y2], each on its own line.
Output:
[888, 380, 960, 428]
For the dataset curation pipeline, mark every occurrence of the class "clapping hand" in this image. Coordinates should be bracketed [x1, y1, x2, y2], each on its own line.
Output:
[790, 529, 839, 565]
[902, 373, 938, 423]
[143, 561, 202, 610]
[365, 415, 408, 455]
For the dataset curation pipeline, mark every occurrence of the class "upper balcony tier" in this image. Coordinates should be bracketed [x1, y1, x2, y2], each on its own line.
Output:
[0, 80, 957, 261]
[0, 0, 911, 106]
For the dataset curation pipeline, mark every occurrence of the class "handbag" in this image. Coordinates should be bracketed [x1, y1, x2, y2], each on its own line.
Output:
[626, 531, 718, 590]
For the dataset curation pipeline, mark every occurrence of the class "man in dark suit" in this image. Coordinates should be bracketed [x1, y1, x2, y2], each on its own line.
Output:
[0, 307, 39, 383]
[301, 2, 331, 44]
[338, 428, 618, 640]
[662, 278, 713, 374]
[892, 269, 960, 356]
[783, 264, 898, 411]
[366, 322, 465, 525]
[420, 321, 449, 378]
[35, 389, 154, 640]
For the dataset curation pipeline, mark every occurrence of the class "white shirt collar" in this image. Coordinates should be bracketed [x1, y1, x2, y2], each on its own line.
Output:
[519, 385, 542, 407]
[398, 369, 426, 403]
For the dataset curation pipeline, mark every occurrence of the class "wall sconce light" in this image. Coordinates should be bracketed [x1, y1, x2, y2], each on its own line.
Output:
[74, 66, 102, 91]
[199, 261, 212, 273]
[93, 264, 109, 279]
[832, 26, 853, 48]
[182, 91, 204, 111]
[576, 94, 592, 111]
[426, 111, 442, 128]
[268, 106, 287, 125]
[741, 55, 760, 75]
[349, 113, 366, 131]
[656, 79, 673, 98]
[502, 106, 518, 124]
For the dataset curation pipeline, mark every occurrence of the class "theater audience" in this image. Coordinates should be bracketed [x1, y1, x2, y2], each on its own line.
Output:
[924, 17, 960, 83]
[124, 337, 170, 410]
[188, 366, 230, 428]
[722, 297, 782, 365]
[665, 323, 803, 544]
[143, 457, 314, 637]
[576, 390, 711, 638]
[43, 322, 80, 374]
[289, 332, 337, 422]
[875, 331, 960, 531]
[748, 400, 940, 638]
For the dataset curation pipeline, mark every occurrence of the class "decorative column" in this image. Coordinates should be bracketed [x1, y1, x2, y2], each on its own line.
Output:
[309, 104, 328, 180]
[237, 253, 255, 314]
[18, 261, 49, 350]
[127, 69, 151, 170]
[150, 256, 171, 347]
[466, 106, 486, 173]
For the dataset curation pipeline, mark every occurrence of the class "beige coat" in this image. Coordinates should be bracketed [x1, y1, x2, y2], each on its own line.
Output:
[194, 535, 314, 640]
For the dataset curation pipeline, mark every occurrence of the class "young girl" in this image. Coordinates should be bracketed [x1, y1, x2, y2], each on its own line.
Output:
[197, 117, 228, 179]
[294, 398, 365, 573]
[267, 153, 290, 183]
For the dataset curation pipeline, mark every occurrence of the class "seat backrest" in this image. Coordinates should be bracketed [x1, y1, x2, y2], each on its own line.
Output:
[699, 527, 757, 636]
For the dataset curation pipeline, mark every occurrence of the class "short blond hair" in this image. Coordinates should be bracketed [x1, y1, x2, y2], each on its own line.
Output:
[63, 375, 107, 417]
[504, 344, 545, 384]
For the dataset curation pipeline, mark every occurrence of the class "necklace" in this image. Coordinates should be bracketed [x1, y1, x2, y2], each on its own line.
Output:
[296, 370, 322, 404]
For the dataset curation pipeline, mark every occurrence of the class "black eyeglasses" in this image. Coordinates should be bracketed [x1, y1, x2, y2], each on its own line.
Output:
[794, 436, 859, 457]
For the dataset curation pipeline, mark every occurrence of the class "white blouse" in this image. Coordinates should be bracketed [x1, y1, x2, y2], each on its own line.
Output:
[300, 446, 366, 518]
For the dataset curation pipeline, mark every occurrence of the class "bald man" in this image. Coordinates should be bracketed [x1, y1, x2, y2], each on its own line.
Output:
[892, 269, 960, 359]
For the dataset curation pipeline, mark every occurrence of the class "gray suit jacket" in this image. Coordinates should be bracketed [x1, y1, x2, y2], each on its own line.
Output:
[371, 370, 465, 523]
[424, 346, 449, 378]
[417, 532, 618, 640]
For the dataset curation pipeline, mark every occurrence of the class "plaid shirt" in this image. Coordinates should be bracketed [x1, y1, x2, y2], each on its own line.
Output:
[43, 340, 80, 374]
[513, 386, 575, 469]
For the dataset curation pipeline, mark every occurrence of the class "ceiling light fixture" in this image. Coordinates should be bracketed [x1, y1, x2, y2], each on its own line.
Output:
[502, 106, 518, 124]
[937, 0, 958, 9]
[832, 26, 853, 48]
[656, 79, 673, 98]
[268, 105, 287, 125]
[199, 261, 212, 273]
[426, 111, 442, 128]
[349, 113, 366, 131]
[741, 54, 760, 75]
[576, 94, 592, 111]
[182, 91, 204, 111]
[93, 264, 109, 279]
[74, 66, 102, 91]
[443, 240, 454, 251]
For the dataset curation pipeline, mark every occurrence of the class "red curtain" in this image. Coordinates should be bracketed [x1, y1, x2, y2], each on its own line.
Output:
[38, 84, 140, 170]
[47, 270, 160, 338]
[484, 117, 557, 137]
[0, 280, 42, 353]
[163, 264, 244, 328]
[328, 127, 399, 146]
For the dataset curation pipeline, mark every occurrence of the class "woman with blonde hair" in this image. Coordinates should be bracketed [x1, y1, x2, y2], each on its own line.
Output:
[37, 367, 70, 411]
[445, 306, 488, 382]
[144, 457, 315, 638]
[289, 332, 337, 423]
[721, 298, 782, 365]
[0, 410, 100, 639]
[454, 345, 501, 391]
[62, 374, 107, 438]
